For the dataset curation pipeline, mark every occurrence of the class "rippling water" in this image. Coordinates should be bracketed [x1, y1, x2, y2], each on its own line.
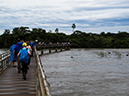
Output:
[40, 48, 129, 96]
[0, 49, 8, 54]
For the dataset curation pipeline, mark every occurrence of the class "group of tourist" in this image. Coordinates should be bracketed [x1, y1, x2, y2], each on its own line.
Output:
[9, 38, 35, 80]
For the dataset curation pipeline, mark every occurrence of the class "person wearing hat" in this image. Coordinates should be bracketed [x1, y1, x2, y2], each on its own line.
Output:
[17, 42, 31, 80]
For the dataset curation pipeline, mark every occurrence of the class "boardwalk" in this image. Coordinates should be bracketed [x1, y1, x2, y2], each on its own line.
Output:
[0, 55, 36, 96]
[0, 44, 69, 96]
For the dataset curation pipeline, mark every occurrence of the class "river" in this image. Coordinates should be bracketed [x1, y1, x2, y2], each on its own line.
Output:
[0, 49, 8, 54]
[40, 48, 129, 96]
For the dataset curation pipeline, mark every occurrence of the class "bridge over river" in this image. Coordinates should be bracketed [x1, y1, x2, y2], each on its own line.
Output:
[0, 44, 70, 96]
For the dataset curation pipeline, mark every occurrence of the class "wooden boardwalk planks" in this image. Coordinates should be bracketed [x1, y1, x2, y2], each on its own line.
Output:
[0, 56, 36, 96]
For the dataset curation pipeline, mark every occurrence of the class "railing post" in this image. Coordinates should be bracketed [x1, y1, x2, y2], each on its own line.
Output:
[0, 61, 3, 73]
[55, 48, 57, 52]
[49, 48, 51, 53]
[41, 49, 43, 55]
[60, 47, 62, 51]
[65, 46, 67, 50]
[68, 46, 70, 50]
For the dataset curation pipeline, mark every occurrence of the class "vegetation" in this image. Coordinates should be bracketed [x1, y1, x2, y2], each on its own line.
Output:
[0, 26, 129, 48]
[72, 23, 76, 32]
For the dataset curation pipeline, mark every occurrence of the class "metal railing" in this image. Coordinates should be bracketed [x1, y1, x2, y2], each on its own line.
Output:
[34, 48, 51, 96]
[0, 51, 11, 73]
[36, 43, 71, 49]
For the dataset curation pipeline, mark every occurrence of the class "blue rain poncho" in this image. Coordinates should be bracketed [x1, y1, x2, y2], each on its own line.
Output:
[15, 42, 23, 55]
[9, 44, 17, 62]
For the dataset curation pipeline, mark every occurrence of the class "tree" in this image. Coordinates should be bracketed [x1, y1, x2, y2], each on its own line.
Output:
[74, 30, 82, 35]
[12, 26, 29, 35]
[20, 26, 29, 34]
[48, 30, 52, 33]
[100, 32, 105, 36]
[3, 29, 10, 34]
[55, 28, 59, 33]
[72, 23, 76, 32]
[1, 25, 129, 48]
[12, 27, 20, 35]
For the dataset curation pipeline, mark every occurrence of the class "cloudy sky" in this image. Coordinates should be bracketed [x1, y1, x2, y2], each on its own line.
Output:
[0, 0, 129, 35]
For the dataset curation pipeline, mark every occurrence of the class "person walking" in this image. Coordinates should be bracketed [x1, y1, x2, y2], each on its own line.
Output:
[17, 43, 31, 80]
[30, 41, 35, 57]
[14, 38, 24, 73]
[26, 41, 32, 65]
[9, 44, 17, 67]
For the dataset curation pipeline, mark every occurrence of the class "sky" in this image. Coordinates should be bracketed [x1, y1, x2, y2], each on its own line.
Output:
[0, 0, 129, 35]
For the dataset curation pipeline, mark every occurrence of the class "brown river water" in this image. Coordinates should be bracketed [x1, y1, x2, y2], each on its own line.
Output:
[40, 48, 129, 96]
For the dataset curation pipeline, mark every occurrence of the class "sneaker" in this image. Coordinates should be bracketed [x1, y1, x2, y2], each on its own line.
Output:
[23, 74, 26, 80]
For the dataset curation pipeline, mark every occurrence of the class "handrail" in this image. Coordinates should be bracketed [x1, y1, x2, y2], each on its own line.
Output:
[36, 43, 71, 50]
[34, 47, 51, 96]
[0, 51, 11, 73]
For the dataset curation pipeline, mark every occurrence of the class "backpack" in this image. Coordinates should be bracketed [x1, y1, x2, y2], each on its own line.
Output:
[19, 48, 29, 63]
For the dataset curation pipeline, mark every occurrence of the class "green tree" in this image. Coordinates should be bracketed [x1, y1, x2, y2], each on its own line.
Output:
[1, 26, 129, 48]
[55, 28, 59, 33]
[3, 29, 10, 34]
[72, 23, 76, 32]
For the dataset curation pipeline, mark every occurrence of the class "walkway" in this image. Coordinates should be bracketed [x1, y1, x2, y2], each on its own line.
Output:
[0, 56, 36, 96]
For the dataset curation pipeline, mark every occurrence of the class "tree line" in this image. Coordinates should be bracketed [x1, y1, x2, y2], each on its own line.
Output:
[0, 26, 129, 48]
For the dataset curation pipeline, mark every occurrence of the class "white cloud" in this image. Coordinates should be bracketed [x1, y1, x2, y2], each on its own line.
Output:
[0, 0, 129, 35]
[84, 25, 129, 33]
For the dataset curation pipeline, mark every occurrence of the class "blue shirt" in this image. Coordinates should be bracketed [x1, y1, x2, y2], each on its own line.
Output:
[30, 42, 35, 49]
[19, 48, 29, 53]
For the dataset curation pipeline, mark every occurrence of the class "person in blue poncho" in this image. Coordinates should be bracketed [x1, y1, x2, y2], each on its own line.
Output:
[14, 38, 24, 73]
[14, 39, 24, 56]
[30, 41, 35, 57]
[9, 44, 17, 67]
